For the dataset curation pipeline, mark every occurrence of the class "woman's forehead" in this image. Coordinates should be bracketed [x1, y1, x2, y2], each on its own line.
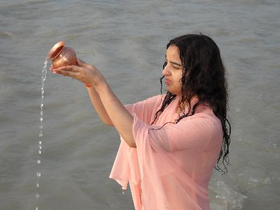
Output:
[166, 45, 181, 61]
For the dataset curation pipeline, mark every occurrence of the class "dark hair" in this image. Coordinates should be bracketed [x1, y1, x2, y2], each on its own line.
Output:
[152, 34, 231, 174]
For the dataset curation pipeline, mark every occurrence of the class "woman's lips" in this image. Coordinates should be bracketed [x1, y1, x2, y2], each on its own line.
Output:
[165, 78, 171, 85]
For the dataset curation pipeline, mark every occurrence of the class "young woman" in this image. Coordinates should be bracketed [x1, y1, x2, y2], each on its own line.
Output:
[52, 34, 231, 210]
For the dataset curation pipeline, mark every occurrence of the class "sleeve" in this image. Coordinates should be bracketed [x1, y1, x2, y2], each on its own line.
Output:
[109, 95, 163, 190]
[131, 114, 214, 209]
[125, 95, 164, 124]
[133, 113, 222, 153]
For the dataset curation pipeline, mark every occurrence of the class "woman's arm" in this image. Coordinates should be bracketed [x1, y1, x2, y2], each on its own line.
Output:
[52, 60, 136, 147]
[94, 81, 136, 147]
[87, 86, 113, 126]
[52, 59, 113, 126]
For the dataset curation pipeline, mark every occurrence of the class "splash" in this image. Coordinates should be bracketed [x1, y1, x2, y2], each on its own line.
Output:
[210, 180, 247, 210]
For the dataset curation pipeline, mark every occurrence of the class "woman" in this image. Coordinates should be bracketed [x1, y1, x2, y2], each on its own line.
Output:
[52, 34, 231, 210]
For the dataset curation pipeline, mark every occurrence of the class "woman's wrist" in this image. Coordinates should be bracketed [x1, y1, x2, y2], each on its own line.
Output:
[85, 83, 92, 88]
[84, 65, 104, 88]
[94, 80, 108, 93]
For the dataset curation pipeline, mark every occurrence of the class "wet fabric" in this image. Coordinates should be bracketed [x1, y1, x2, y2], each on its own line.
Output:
[110, 95, 222, 210]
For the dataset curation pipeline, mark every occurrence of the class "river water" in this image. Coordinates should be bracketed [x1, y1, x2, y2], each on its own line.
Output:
[0, 0, 280, 209]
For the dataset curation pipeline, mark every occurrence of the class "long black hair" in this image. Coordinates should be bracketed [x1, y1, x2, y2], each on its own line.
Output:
[152, 34, 231, 174]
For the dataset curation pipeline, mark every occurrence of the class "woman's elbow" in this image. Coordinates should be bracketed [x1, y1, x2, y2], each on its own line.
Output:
[103, 121, 114, 126]
[128, 143, 137, 148]
[126, 140, 137, 148]
[100, 117, 114, 126]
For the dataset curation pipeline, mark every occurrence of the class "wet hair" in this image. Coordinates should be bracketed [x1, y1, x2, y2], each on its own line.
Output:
[152, 34, 231, 174]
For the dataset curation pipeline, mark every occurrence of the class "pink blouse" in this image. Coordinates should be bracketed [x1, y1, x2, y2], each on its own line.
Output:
[110, 95, 222, 210]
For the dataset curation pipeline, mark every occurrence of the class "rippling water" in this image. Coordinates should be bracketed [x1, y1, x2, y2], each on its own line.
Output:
[0, 0, 280, 209]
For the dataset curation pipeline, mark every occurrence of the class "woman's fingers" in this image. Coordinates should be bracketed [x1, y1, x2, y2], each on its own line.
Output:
[77, 58, 86, 66]
[77, 58, 95, 70]
[49, 64, 55, 72]
[54, 65, 77, 73]
[51, 62, 102, 86]
[53, 65, 78, 78]
[61, 69, 79, 78]
[53, 65, 94, 85]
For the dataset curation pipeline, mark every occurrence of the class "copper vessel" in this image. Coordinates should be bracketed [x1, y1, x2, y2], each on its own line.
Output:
[46, 41, 77, 68]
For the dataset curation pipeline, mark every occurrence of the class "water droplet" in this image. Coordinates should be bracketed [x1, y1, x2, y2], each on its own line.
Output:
[39, 145, 42, 150]
[37, 172, 41, 177]
[36, 207, 39, 210]
[36, 182, 40, 187]
[36, 193, 40, 199]
[122, 191, 125, 195]
[41, 104, 44, 108]
[37, 159, 41, 165]
[40, 117, 43, 122]
[39, 141, 42, 145]
[38, 150, 41, 154]
[39, 133, 43, 138]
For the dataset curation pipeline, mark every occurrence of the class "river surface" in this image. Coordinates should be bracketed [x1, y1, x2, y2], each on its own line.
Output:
[0, 0, 280, 209]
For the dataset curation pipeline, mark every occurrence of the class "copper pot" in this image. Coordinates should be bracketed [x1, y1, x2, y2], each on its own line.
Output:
[46, 41, 77, 68]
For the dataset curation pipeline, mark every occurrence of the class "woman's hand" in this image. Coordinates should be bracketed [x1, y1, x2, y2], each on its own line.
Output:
[51, 59, 105, 87]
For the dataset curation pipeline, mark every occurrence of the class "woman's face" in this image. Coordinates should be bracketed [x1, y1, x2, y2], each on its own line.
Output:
[162, 45, 183, 96]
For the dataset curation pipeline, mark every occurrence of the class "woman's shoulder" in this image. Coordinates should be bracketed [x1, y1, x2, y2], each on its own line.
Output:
[125, 95, 165, 117]
[184, 104, 221, 127]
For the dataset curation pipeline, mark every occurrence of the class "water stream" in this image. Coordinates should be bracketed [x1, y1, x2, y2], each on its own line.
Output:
[36, 60, 48, 210]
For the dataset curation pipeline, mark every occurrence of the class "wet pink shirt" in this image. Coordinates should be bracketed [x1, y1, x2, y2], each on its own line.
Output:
[110, 95, 222, 210]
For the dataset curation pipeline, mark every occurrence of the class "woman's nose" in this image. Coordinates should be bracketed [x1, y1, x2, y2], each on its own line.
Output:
[162, 64, 171, 76]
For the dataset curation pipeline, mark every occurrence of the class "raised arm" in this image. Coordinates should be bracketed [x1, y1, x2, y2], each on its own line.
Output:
[52, 59, 136, 147]
[94, 80, 136, 147]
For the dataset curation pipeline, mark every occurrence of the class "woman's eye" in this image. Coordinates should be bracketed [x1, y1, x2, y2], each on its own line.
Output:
[173, 65, 180, 69]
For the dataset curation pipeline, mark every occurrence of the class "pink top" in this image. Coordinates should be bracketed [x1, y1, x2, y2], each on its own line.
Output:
[110, 95, 223, 210]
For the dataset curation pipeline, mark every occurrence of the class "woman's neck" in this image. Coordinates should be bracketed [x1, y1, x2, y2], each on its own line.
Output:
[176, 100, 189, 114]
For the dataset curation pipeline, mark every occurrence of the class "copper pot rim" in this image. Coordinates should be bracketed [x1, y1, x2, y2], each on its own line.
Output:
[46, 41, 65, 61]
